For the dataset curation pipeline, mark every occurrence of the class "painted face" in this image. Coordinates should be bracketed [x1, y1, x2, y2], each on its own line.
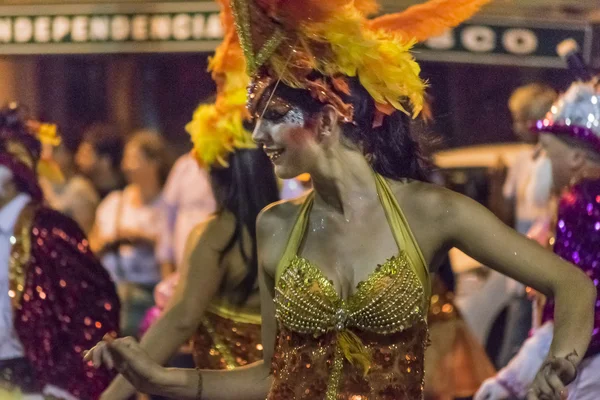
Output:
[539, 134, 575, 191]
[252, 94, 321, 179]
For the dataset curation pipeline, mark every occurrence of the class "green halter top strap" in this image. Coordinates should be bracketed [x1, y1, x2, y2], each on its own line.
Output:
[275, 173, 430, 301]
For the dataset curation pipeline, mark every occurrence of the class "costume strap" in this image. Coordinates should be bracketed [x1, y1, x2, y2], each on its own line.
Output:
[373, 174, 431, 304]
[206, 299, 262, 325]
[274, 192, 315, 284]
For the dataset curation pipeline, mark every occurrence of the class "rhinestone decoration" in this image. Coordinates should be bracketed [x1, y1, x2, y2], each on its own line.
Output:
[271, 251, 428, 399]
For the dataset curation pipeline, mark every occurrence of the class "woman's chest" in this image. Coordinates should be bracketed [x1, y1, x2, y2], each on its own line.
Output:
[299, 215, 400, 296]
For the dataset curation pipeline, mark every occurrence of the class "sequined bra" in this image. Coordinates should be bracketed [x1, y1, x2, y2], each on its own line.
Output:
[269, 174, 431, 400]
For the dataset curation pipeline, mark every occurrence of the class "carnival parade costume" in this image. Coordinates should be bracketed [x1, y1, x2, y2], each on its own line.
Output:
[225, 0, 490, 397]
[140, 0, 264, 370]
[0, 106, 120, 399]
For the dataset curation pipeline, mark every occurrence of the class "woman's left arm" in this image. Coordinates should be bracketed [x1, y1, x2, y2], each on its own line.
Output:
[440, 189, 595, 397]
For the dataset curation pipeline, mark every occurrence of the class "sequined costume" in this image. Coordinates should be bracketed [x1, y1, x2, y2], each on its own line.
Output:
[542, 178, 600, 358]
[531, 79, 600, 358]
[269, 174, 430, 400]
[192, 301, 263, 370]
[476, 78, 600, 400]
[10, 203, 120, 399]
[0, 106, 120, 399]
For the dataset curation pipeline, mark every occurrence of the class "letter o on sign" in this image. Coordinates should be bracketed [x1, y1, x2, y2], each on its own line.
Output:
[461, 26, 496, 53]
[503, 29, 538, 55]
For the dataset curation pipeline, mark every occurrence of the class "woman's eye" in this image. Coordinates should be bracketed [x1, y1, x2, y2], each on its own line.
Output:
[262, 108, 289, 121]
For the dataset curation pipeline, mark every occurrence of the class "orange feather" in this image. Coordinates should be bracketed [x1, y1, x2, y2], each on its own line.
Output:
[366, 0, 492, 42]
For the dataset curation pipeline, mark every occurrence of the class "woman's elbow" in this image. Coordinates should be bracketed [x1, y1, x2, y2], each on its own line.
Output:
[558, 268, 597, 308]
[579, 274, 598, 308]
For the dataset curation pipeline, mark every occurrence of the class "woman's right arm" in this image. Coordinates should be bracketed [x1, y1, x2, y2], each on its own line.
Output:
[163, 207, 281, 399]
[100, 220, 228, 399]
[164, 253, 277, 400]
[88, 204, 286, 399]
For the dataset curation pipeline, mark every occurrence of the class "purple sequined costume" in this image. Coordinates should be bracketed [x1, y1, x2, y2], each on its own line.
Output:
[542, 178, 600, 358]
[10, 203, 120, 399]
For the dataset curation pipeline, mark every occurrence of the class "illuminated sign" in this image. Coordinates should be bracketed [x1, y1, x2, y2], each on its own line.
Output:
[414, 18, 594, 68]
[0, 3, 596, 68]
[0, 2, 223, 54]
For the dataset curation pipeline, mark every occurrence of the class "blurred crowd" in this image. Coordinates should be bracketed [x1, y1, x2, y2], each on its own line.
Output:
[40, 122, 308, 340]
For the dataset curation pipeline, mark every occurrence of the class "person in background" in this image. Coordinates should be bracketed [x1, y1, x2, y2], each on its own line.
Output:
[0, 104, 119, 400]
[496, 83, 559, 368]
[76, 122, 126, 199]
[98, 11, 279, 397]
[504, 83, 558, 235]
[156, 152, 216, 276]
[92, 131, 171, 338]
[40, 133, 100, 234]
[476, 78, 600, 400]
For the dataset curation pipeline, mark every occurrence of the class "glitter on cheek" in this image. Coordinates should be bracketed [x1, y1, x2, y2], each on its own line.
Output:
[282, 108, 305, 126]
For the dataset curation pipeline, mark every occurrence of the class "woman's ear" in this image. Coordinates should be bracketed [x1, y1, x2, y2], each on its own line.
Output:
[317, 105, 341, 146]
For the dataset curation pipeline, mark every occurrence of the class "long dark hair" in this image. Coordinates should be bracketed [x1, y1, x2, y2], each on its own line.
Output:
[267, 74, 430, 181]
[209, 148, 280, 303]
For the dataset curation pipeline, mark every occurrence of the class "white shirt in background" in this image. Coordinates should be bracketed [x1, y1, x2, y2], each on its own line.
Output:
[156, 154, 310, 271]
[156, 154, 217, 269]
[95, 187, 165, 285]
[503, 149, 550, 228]
[0, 193, 30, 360]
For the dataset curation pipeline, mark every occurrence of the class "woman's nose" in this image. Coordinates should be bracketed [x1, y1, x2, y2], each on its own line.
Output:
[252, 119, 268, 146]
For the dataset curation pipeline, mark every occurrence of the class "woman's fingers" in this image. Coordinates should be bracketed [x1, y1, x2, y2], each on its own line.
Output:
[535, 372, 555, 398]
[546, 372, 567, 399]
[92, 342, 108, 368]
[101, 345, 115, 370]
[526, 387, 540, 400]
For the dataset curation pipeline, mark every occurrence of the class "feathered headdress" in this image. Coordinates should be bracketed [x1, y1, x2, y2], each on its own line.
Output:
[231, 0, 491, 122]
[186, 0, 256, 169]
[0, 103, 63, 200]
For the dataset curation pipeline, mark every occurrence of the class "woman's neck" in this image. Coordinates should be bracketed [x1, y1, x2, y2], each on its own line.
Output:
[310, 148, 377, 216]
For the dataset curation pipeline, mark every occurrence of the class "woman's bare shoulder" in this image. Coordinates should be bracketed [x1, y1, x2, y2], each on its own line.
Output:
[390, 180, 459, 222]
[257, 193, 309, 232]
[257, 193, 310, 276]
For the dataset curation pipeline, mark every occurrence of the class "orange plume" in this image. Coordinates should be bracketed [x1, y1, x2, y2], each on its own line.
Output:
[254, 0, 378, 26]
[367, 0, 492, 42]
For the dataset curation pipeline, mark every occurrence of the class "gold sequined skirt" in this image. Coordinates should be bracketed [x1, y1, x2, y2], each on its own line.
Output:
[269, 321, 428, 400]
[192, 312, 263, 370]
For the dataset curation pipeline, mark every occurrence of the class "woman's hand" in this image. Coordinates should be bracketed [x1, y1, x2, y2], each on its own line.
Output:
[526, 353, 578, 400]
[84, 335, 172, 395]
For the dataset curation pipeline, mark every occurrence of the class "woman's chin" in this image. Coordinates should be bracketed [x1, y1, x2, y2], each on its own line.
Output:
[273, 165, 302, 180]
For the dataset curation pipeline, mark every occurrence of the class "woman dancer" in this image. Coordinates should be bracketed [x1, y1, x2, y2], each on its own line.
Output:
[86, 1, 596, 399]
[99, 3, 279, 398]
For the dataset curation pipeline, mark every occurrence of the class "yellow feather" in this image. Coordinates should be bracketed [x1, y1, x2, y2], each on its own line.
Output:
[338, 330, 372, 376]
[317, 10, 426, 118]
[187, 0, 255, 169]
